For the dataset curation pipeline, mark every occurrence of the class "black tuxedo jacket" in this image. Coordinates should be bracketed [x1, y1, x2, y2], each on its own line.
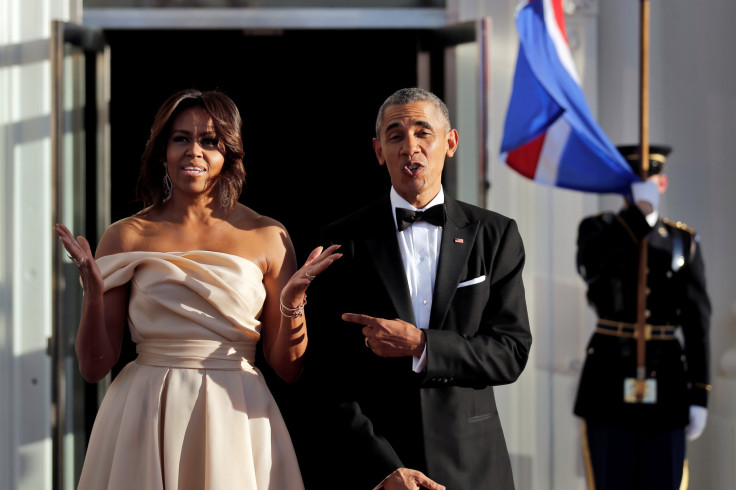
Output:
[298, 194, 532, 490]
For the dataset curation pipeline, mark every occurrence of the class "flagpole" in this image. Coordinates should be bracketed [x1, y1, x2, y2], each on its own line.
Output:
[639, 0, 650, 176]
[635, 0, 651, 402]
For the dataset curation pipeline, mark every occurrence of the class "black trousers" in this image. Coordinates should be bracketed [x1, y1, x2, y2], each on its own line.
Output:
[583, 420, 686, 490]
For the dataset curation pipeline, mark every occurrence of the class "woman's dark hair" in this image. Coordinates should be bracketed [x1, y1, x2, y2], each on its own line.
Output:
[136, 89, 246, 213]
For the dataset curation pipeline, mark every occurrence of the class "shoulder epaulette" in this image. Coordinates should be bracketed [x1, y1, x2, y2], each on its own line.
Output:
[663, 218, 695, 235]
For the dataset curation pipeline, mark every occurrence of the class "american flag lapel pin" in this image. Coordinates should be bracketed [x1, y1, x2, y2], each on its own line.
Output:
[454, 238, 464, 244]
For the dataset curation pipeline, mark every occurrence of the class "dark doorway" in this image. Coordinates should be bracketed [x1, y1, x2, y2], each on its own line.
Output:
[105, 28, 428, 257]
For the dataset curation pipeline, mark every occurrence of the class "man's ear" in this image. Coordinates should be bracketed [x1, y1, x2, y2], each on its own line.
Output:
[446, 129, 459, 158]
[658, 174, 668, 194]
[373, 138, 386, 166]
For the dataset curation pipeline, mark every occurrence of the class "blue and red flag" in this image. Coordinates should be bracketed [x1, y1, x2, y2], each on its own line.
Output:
[499, 0, 636, 194]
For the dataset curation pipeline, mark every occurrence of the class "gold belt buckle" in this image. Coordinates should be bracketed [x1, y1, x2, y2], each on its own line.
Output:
[624, 378, 657, 404]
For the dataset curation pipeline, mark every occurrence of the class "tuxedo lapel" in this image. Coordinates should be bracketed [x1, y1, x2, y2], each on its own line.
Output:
[429, 199, 479, 331]
[362, 197, 417, 326]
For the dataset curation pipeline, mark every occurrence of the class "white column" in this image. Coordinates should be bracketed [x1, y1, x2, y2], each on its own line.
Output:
[0, 0, 76, 489]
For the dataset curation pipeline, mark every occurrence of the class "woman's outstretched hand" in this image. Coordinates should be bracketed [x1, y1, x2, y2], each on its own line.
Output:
[280, 244, 341, 308]
[54, 224, 102, 291]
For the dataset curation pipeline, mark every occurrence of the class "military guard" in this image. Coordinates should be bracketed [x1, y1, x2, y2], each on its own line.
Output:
[574, 145, 711, 489]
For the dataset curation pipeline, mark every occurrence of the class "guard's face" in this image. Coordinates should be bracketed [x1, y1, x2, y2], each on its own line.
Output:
[373, 102, 458, 209]
[649, 173, 668, 194]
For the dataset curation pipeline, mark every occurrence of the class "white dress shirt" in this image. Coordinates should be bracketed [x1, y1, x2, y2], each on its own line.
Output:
[389, 186, 444, 373]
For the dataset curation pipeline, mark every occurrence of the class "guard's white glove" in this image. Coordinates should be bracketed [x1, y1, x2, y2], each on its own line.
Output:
[631, 180, 660, 213]
[686, 405, 708, 441]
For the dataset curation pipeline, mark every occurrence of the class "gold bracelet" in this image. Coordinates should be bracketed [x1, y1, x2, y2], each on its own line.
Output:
[280, 298, 307, 318]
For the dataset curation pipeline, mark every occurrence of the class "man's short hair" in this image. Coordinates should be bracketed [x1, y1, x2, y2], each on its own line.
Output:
[375, 87, 451, 138]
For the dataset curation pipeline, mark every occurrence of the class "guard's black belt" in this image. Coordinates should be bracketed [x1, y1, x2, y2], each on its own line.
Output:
[595, 319, 677, 340]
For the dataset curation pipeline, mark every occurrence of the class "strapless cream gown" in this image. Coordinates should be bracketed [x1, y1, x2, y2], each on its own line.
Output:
[77, 251, 304, 490]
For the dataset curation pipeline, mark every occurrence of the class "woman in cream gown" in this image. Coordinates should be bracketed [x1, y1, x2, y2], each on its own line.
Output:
[55, 89, 340, 490]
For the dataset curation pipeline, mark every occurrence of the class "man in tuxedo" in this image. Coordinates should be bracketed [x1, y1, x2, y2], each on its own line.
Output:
[574, 145, 711, 489]
[301, 88, 532, 490]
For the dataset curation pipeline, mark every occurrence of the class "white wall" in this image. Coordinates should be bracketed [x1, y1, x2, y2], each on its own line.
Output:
[598, 1, 736, 488]
[0, 0, 79, 489]
[454, 0, 736, 489]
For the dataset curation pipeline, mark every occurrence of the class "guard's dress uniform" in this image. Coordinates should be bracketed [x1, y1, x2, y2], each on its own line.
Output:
[575, 203, 711, 490]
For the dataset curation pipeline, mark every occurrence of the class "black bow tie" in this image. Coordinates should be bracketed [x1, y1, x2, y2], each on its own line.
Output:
[395, 204, 446, 231]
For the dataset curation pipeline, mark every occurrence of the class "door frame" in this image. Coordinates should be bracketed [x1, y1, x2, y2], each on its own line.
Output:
[50, 20, 110, 490]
